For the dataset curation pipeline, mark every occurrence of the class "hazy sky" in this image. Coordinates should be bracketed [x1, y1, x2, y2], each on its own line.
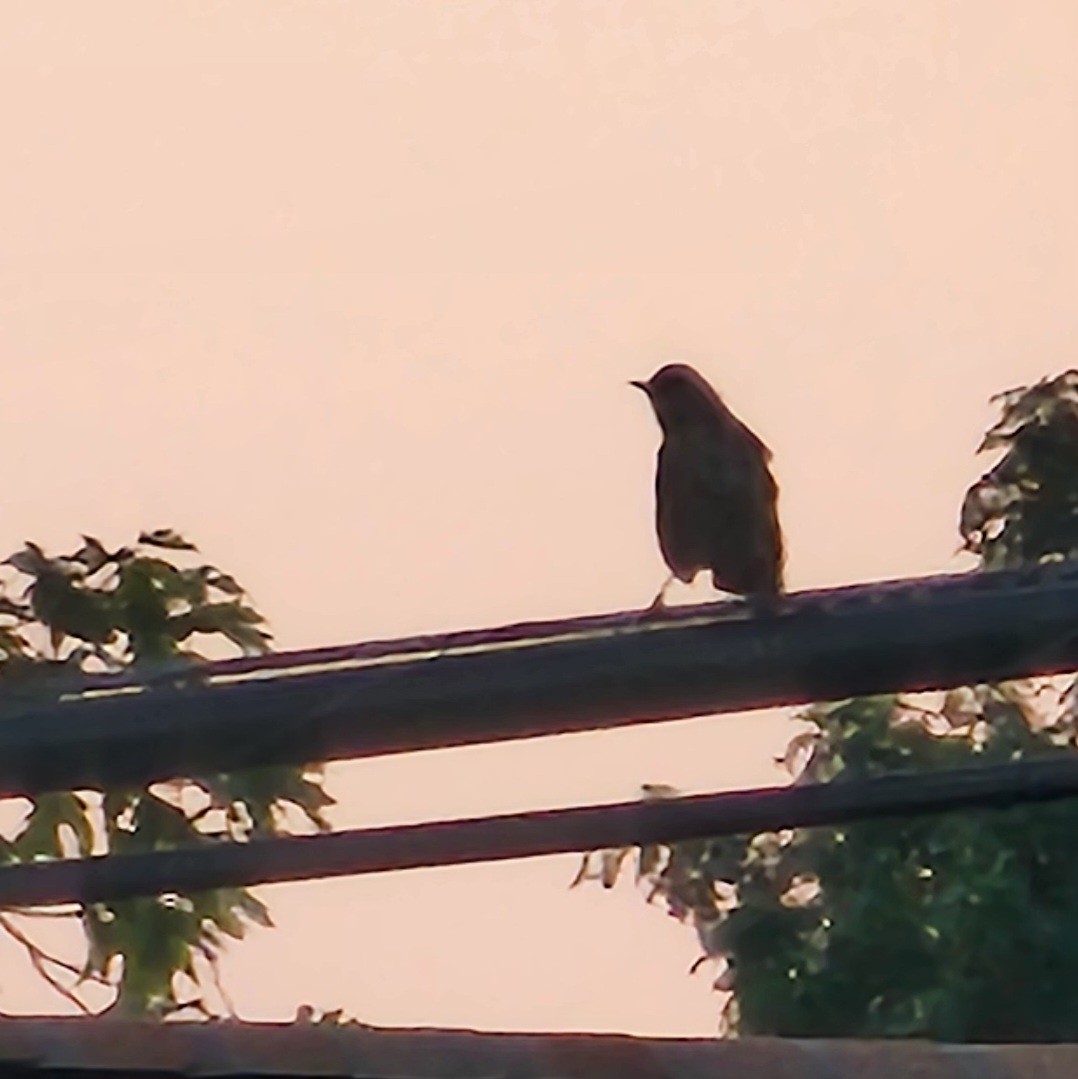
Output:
[0, 0, 1075, 1035]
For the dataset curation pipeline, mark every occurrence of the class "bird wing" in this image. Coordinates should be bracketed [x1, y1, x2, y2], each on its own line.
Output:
[659, 427, 784, 595]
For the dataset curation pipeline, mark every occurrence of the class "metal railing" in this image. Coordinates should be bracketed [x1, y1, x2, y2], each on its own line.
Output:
[1, 562, 1077, 905]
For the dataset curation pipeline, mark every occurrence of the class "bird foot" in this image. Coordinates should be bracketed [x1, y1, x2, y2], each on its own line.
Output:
[637, 587, 674, 622]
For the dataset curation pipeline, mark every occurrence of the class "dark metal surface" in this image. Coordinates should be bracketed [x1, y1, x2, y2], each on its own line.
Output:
[1, 1017, 1077, 1078]
[4, 755, 1078, 906]
[0, 564, 1076, 798]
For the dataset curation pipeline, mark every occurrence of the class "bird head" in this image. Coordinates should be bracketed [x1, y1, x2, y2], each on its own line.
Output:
[630, 364, 728, 434]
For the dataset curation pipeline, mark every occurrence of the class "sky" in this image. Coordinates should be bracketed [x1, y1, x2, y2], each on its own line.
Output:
[0, 0, 1075, 1036]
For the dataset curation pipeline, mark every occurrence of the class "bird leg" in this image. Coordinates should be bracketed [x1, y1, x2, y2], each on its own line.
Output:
[646, 574, 676, 615]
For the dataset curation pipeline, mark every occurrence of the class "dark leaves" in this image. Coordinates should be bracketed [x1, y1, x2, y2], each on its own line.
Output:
[138, 528, 198, 551]
[169, 602, 271, 653]
[960, 370, 1078, 568]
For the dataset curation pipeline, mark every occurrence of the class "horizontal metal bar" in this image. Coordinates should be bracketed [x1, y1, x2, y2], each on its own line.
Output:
[0, 564, 1077, 798]
[3, 755, 1078, 906]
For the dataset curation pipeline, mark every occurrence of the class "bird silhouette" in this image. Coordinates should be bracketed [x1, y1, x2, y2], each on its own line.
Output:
[631, 364, 784, 611]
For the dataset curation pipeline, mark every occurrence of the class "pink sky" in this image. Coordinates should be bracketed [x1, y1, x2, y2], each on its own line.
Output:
[0, 0, 1075, 1035]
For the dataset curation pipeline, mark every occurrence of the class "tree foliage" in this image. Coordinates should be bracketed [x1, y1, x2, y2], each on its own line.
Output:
[576, 370, 1078, 1041]
[0, 530, 333, 1017]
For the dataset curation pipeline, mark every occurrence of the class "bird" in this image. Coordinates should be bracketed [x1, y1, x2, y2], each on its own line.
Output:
[631, 364, 785, 611]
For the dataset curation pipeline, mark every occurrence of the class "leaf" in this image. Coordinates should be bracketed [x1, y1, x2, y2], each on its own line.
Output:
[637, 843, 665, 881]
[29, 571, 115, 647]
[777, 730, 820, 777]
[568, 853, 593, 889]
[2, 542, 50, 575]
[12, 793, 94, 861]
[0, 596, 30, 620]
[174, 568, 210, 606]
[131, 794, 203, 850]
[202, 765, 331, 836]
[204, 897, 247, 941]
[71, 536, 126, 575]
[169, 602, 267, 640]
[81, 905, 120, 981]
[220, 622, 272, 653]
[237, 890, 274, 929]
[600, 847, 631, 888]
[138, 529, 198, 551]
[193, 566, 248, 597]
[0, 624, 32, 658]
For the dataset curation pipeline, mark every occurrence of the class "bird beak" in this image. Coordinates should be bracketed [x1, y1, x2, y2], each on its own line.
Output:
[629, 379, 650, 395]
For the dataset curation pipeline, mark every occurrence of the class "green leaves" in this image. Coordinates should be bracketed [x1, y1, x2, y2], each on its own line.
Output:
[12, 793, 95, 861]
[138, 529, 199, 551]
[25, 562, 115, 653]
[0, 529, 330, 1018]
[586, 691, 1078, 1041]
[201, 766, 335, 838]
[961, 370, 1078, 567]
[169, 601, 271, 653]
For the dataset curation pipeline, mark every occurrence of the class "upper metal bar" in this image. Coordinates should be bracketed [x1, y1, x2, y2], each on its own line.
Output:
[0, 564, 1076, 798]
